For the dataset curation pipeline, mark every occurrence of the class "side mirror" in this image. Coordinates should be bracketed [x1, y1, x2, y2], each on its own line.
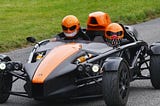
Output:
[26, 37, 36, 43]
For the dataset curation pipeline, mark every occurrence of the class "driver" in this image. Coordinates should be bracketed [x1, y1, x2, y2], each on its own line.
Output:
[51, 15, 90, 41]
[104, 23, 124, 47]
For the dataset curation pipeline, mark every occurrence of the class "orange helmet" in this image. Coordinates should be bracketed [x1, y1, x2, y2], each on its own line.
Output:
[87, 11, 111, 31]
[104, 23, 124, 46]
[61, 15, 80, 38]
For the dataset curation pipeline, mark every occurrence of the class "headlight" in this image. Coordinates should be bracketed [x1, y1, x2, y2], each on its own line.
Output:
[0, 62, 22, 71]
[76, 54, 92, 63]
[0, 63, 6, 70]
[85, 64, 92, 72]
[13, 62, 22, 70]
[36, 53, 43, 60]
[35, 51, 46, 61]
[77, 64, 84, 72]
[6, 62, 13, 70]
[92, 64, 100, 72]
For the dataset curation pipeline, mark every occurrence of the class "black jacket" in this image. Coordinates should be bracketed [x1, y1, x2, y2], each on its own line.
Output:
[55, 29, 90, 41]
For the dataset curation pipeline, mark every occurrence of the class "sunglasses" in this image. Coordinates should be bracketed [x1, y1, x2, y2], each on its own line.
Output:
[62, 25, 77, 31]
[106, 31, 123, 36]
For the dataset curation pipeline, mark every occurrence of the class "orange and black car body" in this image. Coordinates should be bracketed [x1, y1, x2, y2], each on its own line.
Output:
[1, 25, 160, 106]
[24, 42, 84, 99]
[23, 40, 114, 99]
[22, 35, 144, 100]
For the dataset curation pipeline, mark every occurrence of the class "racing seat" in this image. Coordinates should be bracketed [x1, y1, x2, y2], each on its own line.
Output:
[119, 24, 140, 65]
[86, 11, 111, 42]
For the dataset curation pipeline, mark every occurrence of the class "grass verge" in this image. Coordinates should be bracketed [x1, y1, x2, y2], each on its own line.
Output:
[0, 0, 160, 52]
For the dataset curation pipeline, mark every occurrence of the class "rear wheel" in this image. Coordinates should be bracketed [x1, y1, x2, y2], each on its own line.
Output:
[102, 60, 130, 106]
[150, 55, 160, 89]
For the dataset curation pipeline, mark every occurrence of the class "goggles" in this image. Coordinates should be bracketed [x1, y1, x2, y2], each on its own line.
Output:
[106, 31, 123, 36]
[62, 25, 77, 31]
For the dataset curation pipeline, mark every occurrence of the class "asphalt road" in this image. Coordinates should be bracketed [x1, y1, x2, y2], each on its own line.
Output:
[1, 18, 160, 106]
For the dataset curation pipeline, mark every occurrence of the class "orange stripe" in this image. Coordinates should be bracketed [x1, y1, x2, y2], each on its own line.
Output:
[32, 43, 81, 83]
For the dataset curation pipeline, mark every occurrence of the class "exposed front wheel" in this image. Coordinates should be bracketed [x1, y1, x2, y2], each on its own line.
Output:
[102, 60, 130, 106]
[150, 55, 160, 89]
[0, 55, 13, 104]
[0, 73, 12, 104]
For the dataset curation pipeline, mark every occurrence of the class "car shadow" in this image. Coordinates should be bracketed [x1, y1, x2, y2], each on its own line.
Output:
[6, 80, 160, 106]
[31, 96, 105, 106]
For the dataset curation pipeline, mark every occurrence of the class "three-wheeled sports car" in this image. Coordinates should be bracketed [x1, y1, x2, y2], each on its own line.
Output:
[0, 23, 160, 106]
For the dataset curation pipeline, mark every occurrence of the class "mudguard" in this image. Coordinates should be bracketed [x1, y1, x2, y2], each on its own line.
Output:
[103, 57, 123, 72]
[0, 54, 11, 61]
[149, 42, 160, 55]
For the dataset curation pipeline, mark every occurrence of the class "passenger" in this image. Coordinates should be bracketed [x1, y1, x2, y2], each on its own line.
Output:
[51, 15, 90, 41]
[104, 23, 124, 47]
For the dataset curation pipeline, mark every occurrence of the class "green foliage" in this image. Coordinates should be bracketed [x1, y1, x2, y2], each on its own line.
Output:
[0, 0, 160, 52]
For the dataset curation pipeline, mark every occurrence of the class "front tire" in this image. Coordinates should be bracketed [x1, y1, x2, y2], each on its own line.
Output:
[0, 73, 12, 104]
[0, 55, 12, 104]
[150, 55, 160, 89]
[102, 60, 130, 106]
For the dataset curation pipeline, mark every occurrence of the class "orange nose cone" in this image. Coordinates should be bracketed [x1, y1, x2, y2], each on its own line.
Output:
[32, 43, 82, 84]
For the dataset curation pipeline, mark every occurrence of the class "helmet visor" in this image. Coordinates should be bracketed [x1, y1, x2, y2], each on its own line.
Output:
[106, 31, 123, 36]
[62, 25, 77, 31]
